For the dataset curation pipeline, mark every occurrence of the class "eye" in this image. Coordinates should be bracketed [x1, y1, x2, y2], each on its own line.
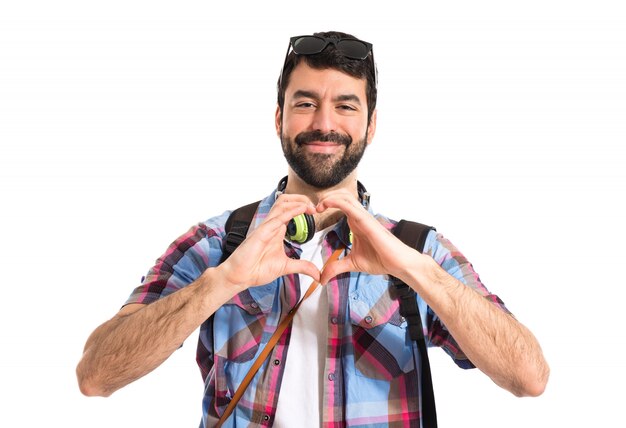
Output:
[338, 104, 357, 112]
[295, 102, 316, 109]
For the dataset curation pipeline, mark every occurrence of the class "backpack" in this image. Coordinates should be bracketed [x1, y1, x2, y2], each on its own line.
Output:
[221, 201, 438, 427]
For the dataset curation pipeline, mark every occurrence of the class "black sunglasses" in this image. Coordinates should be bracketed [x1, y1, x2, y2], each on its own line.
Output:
[289, 35, 373, 60]
[278, 34, 377, 90]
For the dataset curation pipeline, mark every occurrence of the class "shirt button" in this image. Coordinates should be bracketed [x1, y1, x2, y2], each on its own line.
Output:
[273, 359, 281, 366]
[263, 414, 270, 421]
[364, 316, 373, 324]
[328, 372, 335, 381]
[331, 317, 338, 324]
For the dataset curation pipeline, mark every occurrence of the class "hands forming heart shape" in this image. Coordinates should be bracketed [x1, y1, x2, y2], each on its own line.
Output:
[218, 189, 425, 291]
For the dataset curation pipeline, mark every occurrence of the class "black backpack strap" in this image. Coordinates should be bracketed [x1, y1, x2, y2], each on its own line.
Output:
[392, 219, 438, 428]
[220, 200, 261, 263]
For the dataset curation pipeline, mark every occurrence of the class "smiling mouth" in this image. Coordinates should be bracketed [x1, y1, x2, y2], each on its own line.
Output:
[302, 141, 343, 154]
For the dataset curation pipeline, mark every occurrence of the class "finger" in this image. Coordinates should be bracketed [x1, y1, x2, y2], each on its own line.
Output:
[317, 194, 365, 220]
[259, 203, 315, 235]
[272, 193, 315, 213]
[320, 257, 353, 285]
[266, 203, 316, 229]
[316, 188, 354, 202]
[246, 218, 287, 244]
[248, 203, 318, 248]
[267, 200, 316, 222]
[284, 259, 321, 282]
[275, 193, 315, 204]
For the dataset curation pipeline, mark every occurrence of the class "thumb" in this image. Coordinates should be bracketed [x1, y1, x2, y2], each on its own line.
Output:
[285, 259, 321, 282]
[320, 257, 353, 285]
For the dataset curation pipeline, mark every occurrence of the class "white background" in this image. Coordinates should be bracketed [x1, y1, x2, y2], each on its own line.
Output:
[1, 1, 625, 426]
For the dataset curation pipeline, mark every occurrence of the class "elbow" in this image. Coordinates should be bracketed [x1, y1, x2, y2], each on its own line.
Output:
[515, 378, 547, 398]
[76, 362, 113, 398]
[513, 361, 550, 398]
[77, 379, 111, 398]
[527, 365, 550, 397]
[78, 381, 101, 397]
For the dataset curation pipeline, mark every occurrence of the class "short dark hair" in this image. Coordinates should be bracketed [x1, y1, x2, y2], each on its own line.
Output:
[277, 31, 377, 124]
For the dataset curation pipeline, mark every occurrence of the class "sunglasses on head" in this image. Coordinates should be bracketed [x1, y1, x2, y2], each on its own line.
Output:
[279, 34, 377, 91]
[289, 35, 373, 60]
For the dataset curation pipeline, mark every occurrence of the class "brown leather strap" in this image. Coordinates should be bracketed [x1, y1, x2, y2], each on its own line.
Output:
[216, 245, 345, 427]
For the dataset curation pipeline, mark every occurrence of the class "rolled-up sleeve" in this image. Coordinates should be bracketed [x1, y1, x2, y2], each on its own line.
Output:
[423, 231, 511, 369]
[124, 213, 229, 306]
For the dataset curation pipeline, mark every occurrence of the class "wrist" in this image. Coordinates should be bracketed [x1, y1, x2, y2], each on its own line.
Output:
[200, 265, 246, 302]
[394, 251, 439, 292]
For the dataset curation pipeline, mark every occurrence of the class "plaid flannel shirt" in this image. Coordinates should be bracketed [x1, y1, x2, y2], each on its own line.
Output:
[125, 190, 510, 427]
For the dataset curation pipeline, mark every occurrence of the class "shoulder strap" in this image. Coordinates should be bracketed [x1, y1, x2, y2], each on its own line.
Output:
[220, 200, 261, 263]
[392, 219, 438, 428]
[216, 245, 345, 428]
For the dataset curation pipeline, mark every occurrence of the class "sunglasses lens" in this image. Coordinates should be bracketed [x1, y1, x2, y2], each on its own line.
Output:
[292, 36, 327, 55]
[337, 40, 370, 60]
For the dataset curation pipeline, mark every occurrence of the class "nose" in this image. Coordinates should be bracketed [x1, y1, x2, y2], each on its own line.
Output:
[310, 104, 336, 134]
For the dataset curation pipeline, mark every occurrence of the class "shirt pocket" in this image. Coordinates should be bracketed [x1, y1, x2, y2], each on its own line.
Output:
[348, 275, 415, 380]
[215, 283, 275, 363]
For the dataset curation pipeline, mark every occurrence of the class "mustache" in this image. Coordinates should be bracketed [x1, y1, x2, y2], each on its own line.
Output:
[294, 130, 352, 147]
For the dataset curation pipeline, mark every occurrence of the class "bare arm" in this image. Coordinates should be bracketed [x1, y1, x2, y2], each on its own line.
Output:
[317, 190, 549, 397]
[77, 195, 320, 397]
[397, 255, 549, 397]
[76, 268, 236, 397]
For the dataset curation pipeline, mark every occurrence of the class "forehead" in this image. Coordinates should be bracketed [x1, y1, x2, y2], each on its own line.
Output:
[284, 62, 368, 100]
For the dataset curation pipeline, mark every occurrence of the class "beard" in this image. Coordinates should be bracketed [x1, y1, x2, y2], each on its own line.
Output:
[281, 129, 368, 189]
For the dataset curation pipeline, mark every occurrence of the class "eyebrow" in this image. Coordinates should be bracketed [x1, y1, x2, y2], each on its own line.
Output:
[292, 90, 362, 105]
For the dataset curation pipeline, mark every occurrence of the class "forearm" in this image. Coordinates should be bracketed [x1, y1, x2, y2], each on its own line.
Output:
[398, 255, 549, 397]
[76, 266, 238, 397]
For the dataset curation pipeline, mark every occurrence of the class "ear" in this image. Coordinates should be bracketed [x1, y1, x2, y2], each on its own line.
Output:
[366, 109, 377, 145]
[275, 105, 282, 137]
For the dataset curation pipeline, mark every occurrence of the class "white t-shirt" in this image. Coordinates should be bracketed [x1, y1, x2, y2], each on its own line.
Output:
[273, 227, 330, 427]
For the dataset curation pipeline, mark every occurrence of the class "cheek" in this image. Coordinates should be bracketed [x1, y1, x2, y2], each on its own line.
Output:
[347, 122, 369, 140]
[281, 115, 308, 137]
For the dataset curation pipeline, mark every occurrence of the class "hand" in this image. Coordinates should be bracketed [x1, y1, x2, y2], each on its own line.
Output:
[218, 194, 321, 291]
[317, 190, 424, 285]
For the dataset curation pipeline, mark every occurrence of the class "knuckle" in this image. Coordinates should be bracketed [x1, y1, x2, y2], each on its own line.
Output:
[275, 194, 289, 204]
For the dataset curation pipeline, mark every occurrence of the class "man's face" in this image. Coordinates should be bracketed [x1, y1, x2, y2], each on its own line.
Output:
[276, 62, 376, 189]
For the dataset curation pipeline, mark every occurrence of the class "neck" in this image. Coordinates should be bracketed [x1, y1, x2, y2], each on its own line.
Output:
[284, 170, 359, 230]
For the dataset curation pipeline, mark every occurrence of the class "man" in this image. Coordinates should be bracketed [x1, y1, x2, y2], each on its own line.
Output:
[76, 31, 549, 427]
